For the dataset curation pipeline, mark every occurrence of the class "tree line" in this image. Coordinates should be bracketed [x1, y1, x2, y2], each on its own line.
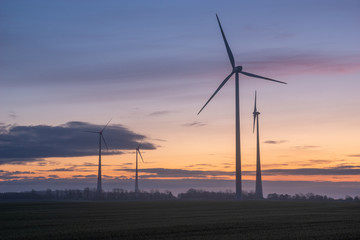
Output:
[0, 188, 359, 201]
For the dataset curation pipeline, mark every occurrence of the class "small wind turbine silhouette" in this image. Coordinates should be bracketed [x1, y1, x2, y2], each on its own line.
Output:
[85, 119, 111, 197]
[135, 139, 145, 194]
[253, 91, 263, 199]
[198, 15, 286, 200]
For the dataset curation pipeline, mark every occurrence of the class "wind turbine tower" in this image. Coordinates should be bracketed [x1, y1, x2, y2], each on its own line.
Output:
[198, 15, 286, 200]
[135, 141, 145, 194]
[85, 119, 111, 197]
[253, 91, 263, 199]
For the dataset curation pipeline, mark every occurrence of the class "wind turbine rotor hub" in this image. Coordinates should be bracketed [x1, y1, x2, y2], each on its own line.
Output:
[234, 66, 243, 72]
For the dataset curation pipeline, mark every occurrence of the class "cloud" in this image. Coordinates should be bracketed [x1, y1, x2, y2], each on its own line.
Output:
[82, 162, 98, 167]
[72, 174, 97, 178]
[117, 165, 360, 179]
[148, 111, 171, 117]
[118, 162, 133, 167]
[257, 166, 360, 176]
[262, 164, 289, 167]
[0, 158, 45, 165]
[151, 138, 167, 142]
[0, 170, 35, 180]
[336, 165, 360, 169]
[48, 168, 76, 172]
[263, 140, 287, 144]
[118, 168, 234, 178]
[0, 122, 156, 164]
[293, 145, 321, 149]
[8, 111, 17, 119]
[48, 175, 59, 178]
[348, 154, 360, 157]
[242, 50, 360, 77]
[186, 164, 217, 168]
[181, 121, 207, 127]
[308, 160, 333, 164]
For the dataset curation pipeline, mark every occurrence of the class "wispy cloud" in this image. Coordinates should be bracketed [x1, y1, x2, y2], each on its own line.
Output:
[48, 175, 59, 178]
[0, 158, 45, 165]
[293, 145, 321, 149]
[0, 170, 35, 180]
[148, 111, 171, 117]
[348, 154, 360, 157]
[48, 167, 76, 172]
[82, 162, 98, 167]
[186, 164, 217, 168]
[242, 50, 360, 77]
[264, 140, 287, 144]
[181, 121, 207, 127]
[308, 160, 333, 164]
[72, 174, 97, 178]
[8, 111, 17, 119]
[0, 122, 156, 164]
[257, 165, 360, 176]
[118, 168, 234, 178]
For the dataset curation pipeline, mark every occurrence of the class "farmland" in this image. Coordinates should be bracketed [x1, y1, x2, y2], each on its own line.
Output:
[1, 200, 360, 239]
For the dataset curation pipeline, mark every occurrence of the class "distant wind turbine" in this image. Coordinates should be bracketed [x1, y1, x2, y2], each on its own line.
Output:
[253, 91, 263, 199]
[135, 139, 145, 194]
[85, 119, 111, 197]
[198, 14, 286, 200]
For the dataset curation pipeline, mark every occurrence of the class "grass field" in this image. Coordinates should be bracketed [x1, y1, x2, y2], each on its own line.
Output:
[1, 200, 360, 239]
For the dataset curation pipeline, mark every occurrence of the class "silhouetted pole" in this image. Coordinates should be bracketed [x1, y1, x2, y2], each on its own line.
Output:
[255, 113, 263, 199]
[235, 72, 242, 200]
[135, 150, 139, 194]
[97, 134, 102, 197]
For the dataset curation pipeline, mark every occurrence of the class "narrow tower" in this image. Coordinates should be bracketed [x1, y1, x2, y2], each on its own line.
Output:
[97, 133, 102, 196]
[253, 91, 263, 199]
[135, 148, 139, 193]
[134, 140, 144, 196]
[84, 119, 111, 199]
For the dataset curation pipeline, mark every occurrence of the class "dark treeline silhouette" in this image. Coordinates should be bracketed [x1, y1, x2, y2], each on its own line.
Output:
[178, 189, 259, 200]
[1, 188, 359, 201]
[0, 188, 175, 201]
[267, 192, 360, 202]
[178, 189, 360, 201]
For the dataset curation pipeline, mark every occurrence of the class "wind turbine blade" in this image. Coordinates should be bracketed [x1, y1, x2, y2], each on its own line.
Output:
[101, 118, 112, 132]
[241, 71, 287, 84]
[198, 72, 234, 115]
[216, 14, 235, 68]
[101, 134, 109, 150]
[84, 130, 99, 134]
[138, 149, 144, 163]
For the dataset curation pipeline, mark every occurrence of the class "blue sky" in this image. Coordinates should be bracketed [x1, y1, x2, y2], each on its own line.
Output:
[1, 0, 360, 197]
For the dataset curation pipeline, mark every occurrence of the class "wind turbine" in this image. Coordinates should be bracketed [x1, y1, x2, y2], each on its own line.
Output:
[198, 15, 286, 200]
[135, 139, 145, 194]
[85, 119, 111, 197]
[253, 91, 263, 199]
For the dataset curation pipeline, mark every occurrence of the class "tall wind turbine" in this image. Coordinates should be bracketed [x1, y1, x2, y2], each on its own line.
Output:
[85, 119, 111, 197]
[198, 15, 286, 200]
[253, 91, 263, 199]
[135, 140, 145, 194]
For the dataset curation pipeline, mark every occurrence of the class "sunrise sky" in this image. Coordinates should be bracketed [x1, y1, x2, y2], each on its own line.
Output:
[1, 0, 360, 197]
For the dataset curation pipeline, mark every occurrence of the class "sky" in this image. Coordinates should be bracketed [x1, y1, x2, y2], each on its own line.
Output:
[1, 0, 360, 198]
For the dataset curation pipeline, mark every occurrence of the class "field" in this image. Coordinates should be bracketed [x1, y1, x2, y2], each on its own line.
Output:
[1, 200, 360, 239]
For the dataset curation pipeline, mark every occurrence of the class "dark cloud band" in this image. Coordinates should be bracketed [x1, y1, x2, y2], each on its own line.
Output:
[0, 122, 155, 164]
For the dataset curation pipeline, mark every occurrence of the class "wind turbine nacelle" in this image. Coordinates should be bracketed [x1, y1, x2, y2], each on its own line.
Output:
[234, 66, 243, 72]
